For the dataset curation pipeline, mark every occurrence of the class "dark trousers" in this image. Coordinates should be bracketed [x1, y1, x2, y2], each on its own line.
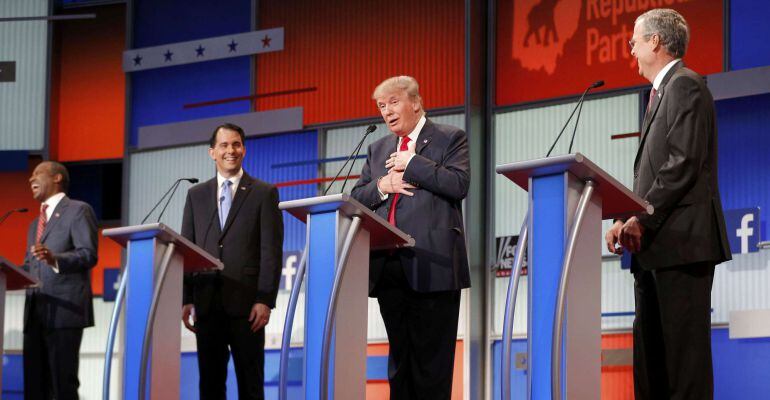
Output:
[195, 289, 265, 400]
[23, 302, 83, 400]
[633, 262, 715, 400]
[375, 256, 461, 400]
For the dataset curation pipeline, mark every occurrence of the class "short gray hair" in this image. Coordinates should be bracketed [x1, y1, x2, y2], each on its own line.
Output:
[372, 75, 423, 109]
[636, 8, 689, 58]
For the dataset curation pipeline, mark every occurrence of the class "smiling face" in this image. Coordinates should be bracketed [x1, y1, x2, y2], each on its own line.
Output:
[29, 162, 62, 202]
[375, 89, 422, 137]
[208, 127, 245, 177]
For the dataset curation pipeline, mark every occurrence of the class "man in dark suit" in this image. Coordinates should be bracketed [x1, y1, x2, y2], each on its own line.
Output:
[605, 9, 731, 400]
[23, 161, 98, 400]
[181, 123, 283, 400]
[351, 76, 471, 399]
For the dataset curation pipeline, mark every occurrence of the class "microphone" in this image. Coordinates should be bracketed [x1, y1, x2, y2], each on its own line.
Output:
[545, 80, 605, 157]
[157, 178, 198, 223]
[0, 207, 28, 225]
[140, 178, 199, 224]
[323, 124, 377, 195]
[567, 80, 604, 153]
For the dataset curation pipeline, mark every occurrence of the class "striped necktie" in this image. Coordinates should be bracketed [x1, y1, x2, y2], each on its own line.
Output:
[36, 203, 48, 244]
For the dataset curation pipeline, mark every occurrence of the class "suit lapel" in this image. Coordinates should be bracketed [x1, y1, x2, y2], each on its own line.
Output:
[40, 196, 69, 244]
[206, 179, 223, 237]
[635, 61, 683, 169]
[221, 173, 254, 237]
[415, 119, 433, 155]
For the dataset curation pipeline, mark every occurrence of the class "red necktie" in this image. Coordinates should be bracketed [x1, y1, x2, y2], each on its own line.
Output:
[387, 136, 411, 226]
[36, 203, 48, 244]
[646, 88, 657, 115]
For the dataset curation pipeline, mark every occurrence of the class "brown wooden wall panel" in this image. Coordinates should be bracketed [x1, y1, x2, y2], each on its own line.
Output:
[256, 0, 465, 125]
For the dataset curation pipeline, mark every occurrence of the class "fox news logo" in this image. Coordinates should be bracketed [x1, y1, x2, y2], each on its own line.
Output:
[724, 208, 760, 254]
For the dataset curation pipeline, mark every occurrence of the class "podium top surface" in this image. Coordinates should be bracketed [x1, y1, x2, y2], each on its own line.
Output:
[103, 223, 223, 273]
[0, 256, 40, 290]
[496, 153, 653, 219]
[280, 194, 415, 251]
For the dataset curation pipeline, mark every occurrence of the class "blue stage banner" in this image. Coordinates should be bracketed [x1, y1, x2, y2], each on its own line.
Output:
[724, 207, 761, 254]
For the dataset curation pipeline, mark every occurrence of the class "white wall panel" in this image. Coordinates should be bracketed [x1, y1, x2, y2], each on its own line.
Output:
[0, 0, 48, 150]
[712, 250, 770, 324]
[128, 144, 214, 231]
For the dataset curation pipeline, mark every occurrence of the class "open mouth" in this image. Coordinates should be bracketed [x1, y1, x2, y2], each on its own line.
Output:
[388, 118, 399, 127]
[31, 183, 40, 191]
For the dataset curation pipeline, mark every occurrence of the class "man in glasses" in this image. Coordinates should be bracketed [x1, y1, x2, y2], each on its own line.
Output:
[606, 8, 731, 400]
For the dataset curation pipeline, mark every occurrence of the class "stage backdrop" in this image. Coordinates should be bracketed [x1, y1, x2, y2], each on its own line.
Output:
[496, 0, 724, 106]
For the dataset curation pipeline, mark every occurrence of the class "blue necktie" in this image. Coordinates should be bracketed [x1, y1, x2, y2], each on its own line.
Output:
[219, 180, 233, 229]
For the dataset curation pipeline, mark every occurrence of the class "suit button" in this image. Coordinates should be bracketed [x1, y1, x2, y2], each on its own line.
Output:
[634, 172, 639, 179]
[219, 245, 223, 248]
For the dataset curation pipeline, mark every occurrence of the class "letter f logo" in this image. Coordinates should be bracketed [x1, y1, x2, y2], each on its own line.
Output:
[736, 214, 754, 254]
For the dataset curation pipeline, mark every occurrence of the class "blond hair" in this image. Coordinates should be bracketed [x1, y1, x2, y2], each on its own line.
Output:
[372, 76, 424, 112]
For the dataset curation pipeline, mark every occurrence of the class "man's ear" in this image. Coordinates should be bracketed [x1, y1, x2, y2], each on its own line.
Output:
[208, 147, 216, 161]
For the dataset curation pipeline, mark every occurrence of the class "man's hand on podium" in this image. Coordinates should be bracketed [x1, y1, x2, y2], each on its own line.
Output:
[249, 303, 271, 332]
[182, 304, 197, 333]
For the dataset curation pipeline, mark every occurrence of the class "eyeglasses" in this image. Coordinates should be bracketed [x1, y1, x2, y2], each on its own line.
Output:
[628, 33, 656, 51]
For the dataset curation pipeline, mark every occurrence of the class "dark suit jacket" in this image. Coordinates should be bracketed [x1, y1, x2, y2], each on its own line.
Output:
[23, 196, 98, 331]
[351, 119, 471, 294]
[633, 61, 731, 270]
[182, 172, 284, 318]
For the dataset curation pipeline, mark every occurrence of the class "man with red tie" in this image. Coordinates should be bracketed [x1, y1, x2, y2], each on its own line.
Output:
[23, 161, 98, 400]
[351, 76, 471, 399]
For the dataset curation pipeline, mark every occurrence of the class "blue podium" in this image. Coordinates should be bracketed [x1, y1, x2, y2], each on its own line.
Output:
[102, 223, 223, 400]
[495, 153, 652, 400]
[278, 194, 414, 400]
[0, 256, 39, 393]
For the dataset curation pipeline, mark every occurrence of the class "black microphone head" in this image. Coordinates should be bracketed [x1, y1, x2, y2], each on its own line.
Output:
[365, 125, 377, 134]
[17, 208, 28, 213]
[591, 80, 605, 88]
[187, 178, 199, 183]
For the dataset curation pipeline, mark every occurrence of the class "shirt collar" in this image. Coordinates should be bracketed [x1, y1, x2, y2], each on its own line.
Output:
[217, 168, 244, 190]
[42, 192, 66, 219]
[652, 58, 681, 92]
[400, 115, 426, 145]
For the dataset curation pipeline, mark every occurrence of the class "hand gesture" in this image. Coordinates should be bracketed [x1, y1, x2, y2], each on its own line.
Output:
[377, 171, 416, 196]
[385, 140, 416, 172]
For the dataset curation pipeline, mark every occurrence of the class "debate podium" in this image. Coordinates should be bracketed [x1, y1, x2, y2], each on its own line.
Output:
[278, 194, 414, 400]
[0, 256, 39, 392]
[102, 223, 223, 400]
[495, 153, 652, 400]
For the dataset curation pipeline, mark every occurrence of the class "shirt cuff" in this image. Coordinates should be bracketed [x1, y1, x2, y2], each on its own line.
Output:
[376, 176, 389, 200]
